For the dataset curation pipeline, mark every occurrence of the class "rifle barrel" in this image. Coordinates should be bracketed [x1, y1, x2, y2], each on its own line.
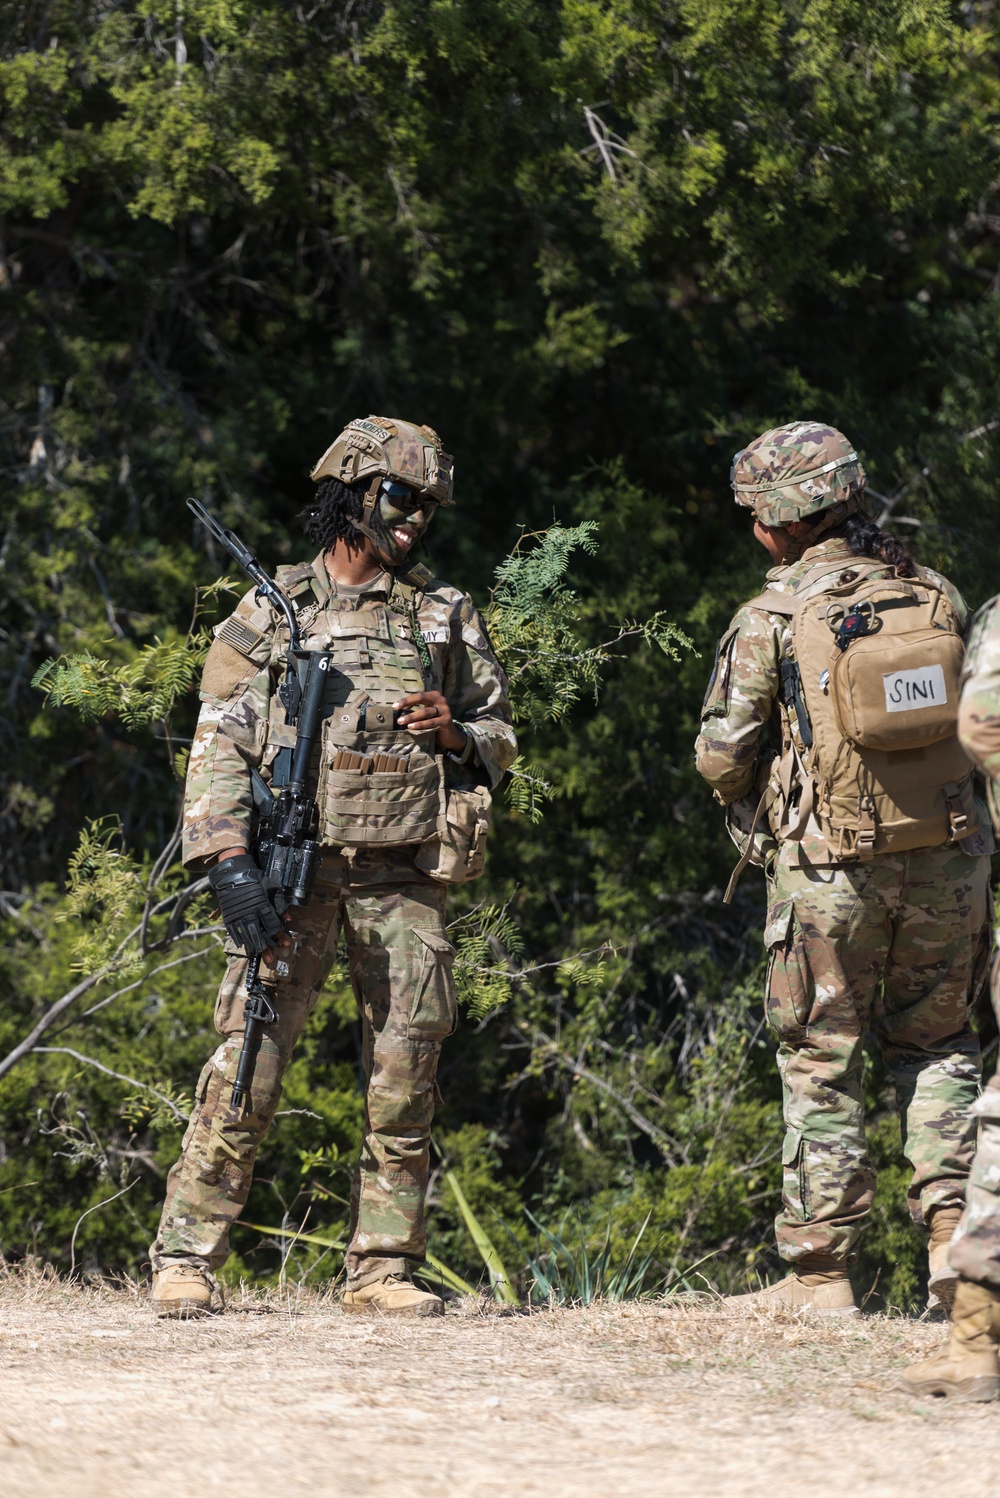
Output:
[187, 496, 301, 650]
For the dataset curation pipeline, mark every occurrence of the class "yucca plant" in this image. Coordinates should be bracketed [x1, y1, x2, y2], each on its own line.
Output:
[521, 1209, 658, 1306]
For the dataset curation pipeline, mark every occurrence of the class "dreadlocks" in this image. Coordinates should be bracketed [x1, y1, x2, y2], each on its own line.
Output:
[298, 476, 366, 552]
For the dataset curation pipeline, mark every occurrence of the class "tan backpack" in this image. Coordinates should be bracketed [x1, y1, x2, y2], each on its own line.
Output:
[728, 564, 974, 889]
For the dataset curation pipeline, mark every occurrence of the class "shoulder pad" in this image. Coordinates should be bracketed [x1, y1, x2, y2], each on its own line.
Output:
[400, 561, 434, 588]
[421, 576, 466, 609]
[275, 560, 321, 599]
[742, 591, 795, 617]
[915, 565, 959, 603]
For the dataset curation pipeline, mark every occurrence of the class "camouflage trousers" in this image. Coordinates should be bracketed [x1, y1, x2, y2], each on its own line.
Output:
[949, 955, 1000, 1292]
[150, 852, 456, 1289]
[764, 842, 990, 1266]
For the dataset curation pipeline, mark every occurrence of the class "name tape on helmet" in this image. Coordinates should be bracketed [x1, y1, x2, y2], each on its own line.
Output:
[348, 418, 395, 444]
[733, 450, 860, 494]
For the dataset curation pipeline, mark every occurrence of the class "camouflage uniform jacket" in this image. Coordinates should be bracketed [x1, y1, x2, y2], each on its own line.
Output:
[949, 592, 1000, 1291]
[695, 537, 993, 866]
[959, 594, 1000, 805]
[183, 552, 516, 872]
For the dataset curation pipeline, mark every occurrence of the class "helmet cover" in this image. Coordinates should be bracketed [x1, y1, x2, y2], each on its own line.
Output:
[731, 421, 866, 527]
[310, 416, 455, 505]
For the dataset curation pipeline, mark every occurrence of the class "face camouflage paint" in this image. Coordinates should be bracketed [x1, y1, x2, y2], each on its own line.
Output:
[369, 480, 437, 567]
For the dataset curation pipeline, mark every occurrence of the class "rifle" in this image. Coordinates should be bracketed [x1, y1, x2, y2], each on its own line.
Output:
[188, 498, 332, 1110]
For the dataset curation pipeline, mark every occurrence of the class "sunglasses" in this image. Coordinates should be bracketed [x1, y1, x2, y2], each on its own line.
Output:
[378, 479, 436, 514]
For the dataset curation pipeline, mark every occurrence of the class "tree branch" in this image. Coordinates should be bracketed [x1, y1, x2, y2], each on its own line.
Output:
[32, 1048, 190, 1123]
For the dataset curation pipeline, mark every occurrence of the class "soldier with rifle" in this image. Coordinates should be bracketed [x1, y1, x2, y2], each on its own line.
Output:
[150, 417, 516, 1318]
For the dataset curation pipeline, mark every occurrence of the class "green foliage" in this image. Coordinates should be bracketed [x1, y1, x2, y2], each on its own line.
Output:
[502, 759, 552, 823]
[450, 903, 526, 1021]
[442, 1167, 518, 1303]
[58, 820, 146, 973]
[32, 635, 208, 729]
[521, 1208, 658, 1305]
[0, 0, 998, 1306]
[488, 517, 693, 731]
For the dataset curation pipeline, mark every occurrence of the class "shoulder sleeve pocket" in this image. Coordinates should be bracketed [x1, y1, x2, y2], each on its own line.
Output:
[701, 626, 739, 720]
[200, 638, 260, 704]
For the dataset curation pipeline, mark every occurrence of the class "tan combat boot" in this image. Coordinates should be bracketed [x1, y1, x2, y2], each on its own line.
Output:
[342, 1275, 444, 1318]
[926, 1204, 963, 1313]
[150, 1262, 216, 1319]
[901, 1279, 1000, 1403]
[721, 1261, 859, 1318]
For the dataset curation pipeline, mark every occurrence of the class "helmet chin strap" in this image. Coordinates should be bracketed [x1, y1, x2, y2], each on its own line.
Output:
[348, 476, 400, 562]
[781, 494, 861, 564]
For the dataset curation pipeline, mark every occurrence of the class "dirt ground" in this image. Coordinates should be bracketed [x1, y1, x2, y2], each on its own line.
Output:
[1, 1276, 999, 1498]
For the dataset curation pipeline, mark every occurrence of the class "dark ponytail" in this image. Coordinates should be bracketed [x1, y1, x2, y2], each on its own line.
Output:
[830, 512, 918, 578]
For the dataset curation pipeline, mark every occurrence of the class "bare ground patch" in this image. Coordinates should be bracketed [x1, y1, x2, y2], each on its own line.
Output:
[0, 1273, 998, 1497]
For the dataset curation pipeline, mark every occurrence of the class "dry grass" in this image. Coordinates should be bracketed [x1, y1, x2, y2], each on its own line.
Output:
[0, 1268, 999, 1497]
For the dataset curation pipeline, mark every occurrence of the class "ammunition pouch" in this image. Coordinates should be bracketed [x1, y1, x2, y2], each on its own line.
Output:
[415, 781, 492, 884]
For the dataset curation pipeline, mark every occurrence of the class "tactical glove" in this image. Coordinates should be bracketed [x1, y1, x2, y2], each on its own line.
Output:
[208, 854, 286, 955]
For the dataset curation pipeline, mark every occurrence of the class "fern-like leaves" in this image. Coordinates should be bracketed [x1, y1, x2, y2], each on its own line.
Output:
[487, 521, 694, 818]
[57, 818, 147, 974]
[32, 633, 208, 728]
[451, 903, 526, 1021]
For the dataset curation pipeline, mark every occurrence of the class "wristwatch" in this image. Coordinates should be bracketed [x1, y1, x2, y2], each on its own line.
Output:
[447, 724, 475, 766]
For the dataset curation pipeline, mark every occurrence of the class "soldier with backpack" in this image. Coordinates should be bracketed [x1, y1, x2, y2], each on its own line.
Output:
[696, 421, 993, 1316]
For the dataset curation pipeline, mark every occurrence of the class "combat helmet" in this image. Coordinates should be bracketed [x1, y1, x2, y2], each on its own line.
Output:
[310, 415, 455, 504]
[731, 421, 866, 560]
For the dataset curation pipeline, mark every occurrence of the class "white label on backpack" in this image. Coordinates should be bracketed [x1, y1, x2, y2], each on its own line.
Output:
[883, 665, 947, 712]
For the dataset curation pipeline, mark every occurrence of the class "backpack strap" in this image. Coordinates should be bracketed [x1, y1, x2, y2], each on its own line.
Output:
[723, 784, 776, 904]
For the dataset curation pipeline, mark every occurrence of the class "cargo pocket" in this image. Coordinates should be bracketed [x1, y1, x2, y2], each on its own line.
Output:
[407, 928, 458, 1040]
[764, 900, 813, 1039]
[214, 956, 251, 1036]
[781, 1130, 811, 1220]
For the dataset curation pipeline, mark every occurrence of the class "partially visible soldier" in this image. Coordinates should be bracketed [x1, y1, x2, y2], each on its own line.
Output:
[150, 416, 516, 1318]
[696, 421, 993, 1317]
[902, 598, 1000, 1401]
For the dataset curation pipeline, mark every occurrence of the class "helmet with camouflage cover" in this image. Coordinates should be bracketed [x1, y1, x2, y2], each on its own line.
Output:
[310, 415, 455, 505]
[731, 421, 866, 528]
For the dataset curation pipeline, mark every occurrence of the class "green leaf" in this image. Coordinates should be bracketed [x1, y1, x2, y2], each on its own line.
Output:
[241, 1224, 477, 1297]
[444, 1169, 519, 1305]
